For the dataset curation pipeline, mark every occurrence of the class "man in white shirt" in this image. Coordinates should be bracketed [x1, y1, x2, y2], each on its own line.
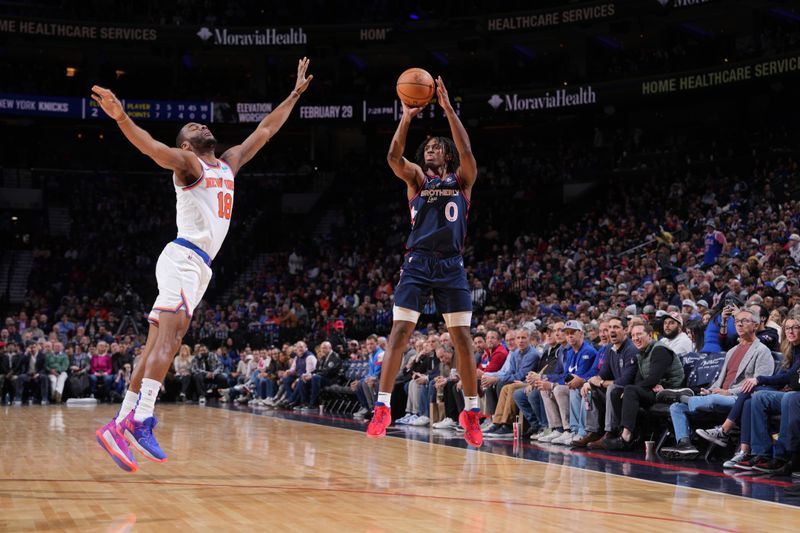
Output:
[661, 312, 694, 356]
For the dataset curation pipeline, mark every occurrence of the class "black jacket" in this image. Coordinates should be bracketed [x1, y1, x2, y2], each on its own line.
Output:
[536, 345, 562, 375]
[312, 351, 343, 380]
[597, 337, 639, 386]
[112, 351, 134, 374]
[403, 352, 436, 378]
[19, 352, 47, 374]
[1, 352, 22, 376]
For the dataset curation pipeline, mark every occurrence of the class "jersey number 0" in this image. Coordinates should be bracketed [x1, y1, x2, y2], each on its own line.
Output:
[445, 201, 459, 222]
[217, 192, 232, 219]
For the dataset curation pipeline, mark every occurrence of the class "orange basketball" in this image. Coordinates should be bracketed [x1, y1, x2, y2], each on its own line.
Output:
[396, 68, 435, 107]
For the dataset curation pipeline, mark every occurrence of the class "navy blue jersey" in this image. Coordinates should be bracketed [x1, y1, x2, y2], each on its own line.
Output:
[406, 173, 470, 256]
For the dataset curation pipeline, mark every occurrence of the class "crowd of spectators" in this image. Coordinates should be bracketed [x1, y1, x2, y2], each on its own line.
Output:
[3, 294, 799, 478]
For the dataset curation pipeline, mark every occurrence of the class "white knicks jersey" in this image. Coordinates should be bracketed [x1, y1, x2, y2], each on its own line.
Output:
[173, 156, 235, 260]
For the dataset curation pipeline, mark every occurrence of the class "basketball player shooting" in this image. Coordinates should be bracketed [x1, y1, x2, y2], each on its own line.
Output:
[92, 58, 313, 472]
[366, 77, 483, 446]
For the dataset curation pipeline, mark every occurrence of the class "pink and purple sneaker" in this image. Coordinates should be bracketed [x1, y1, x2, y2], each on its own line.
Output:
[95, 418, 138, 473]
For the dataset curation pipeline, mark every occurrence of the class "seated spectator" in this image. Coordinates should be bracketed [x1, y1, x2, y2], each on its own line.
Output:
[682, 299, 702, 323]
[110, 363, 132, 403]
[434, 333, 489, 430]
[426, 344, 456, 423]
[26, 318, 45, 342]
[172, 344, 194, 402]
[111, 342, 134, 375]
[261, 348, 289, 405]
[191, 344, 226, 404]
[685, 320, 706, 352]
[702, 299, 737, 353]
[17, 342, 48, 404]
[696, 315, 800, 468]
[219, 348, 255, 403]
[290, 342, 324, 410]
[749, 303, 780, 352]
[660, 312, 693, 357]
[350, 335, 383, 418]
[563, 322, 602, 443]
[281, 341, 317, 409]
[248, 349, 270, 405]
[221, 351, 259, 404]
[385, 337, 419, 420]
[396, 340, 436, 426]
[46, 341, 69, 403]
[574, 316, 639, 448]
[307, 341, 342, 409]
[226, 346, 251, 393]
[517, 322, 568, 440]
[1, 343, 22, 404]
[604, 323, 684, 450]
[662, 309, 775, 458]
[217, 346, 234, 381]
[483, 329, 541, 438]
[536, 321, 598, 445]
[270, 345, 300, 406]
[67, 344, 91, 399]
[88, 341, 114, 401]
[475, 329, 509, 413]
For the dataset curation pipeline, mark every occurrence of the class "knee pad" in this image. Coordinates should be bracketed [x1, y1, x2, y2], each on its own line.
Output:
[392, 306, 420, 324]
[443, 311, 472, 328]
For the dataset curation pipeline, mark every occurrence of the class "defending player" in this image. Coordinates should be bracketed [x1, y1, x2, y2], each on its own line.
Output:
[366, 77, 482, 446]
[93, 58, 313, 472]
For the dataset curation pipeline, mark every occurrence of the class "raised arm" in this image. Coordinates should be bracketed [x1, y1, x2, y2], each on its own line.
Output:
[435, 76, 477, 193]
[387, 102, 425, 200]
[91, 86, 201, 183]
[221, 57, 313, 176]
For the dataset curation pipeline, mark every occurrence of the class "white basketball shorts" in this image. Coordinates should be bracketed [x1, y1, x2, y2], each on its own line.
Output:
[147, 242, 212, 325]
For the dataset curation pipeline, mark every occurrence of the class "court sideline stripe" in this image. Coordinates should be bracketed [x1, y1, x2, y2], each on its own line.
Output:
[0, 476, 743, 533]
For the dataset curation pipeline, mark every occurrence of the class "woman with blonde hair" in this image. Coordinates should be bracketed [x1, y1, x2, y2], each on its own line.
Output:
[173, 344, 194, 402]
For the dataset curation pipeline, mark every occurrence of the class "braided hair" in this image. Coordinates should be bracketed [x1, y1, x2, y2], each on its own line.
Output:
[415, 136, 460, 175]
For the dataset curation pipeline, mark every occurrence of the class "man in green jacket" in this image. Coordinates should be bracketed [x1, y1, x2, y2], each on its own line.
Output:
[46, 341, 70, 403]
[604, 320, 684, 450]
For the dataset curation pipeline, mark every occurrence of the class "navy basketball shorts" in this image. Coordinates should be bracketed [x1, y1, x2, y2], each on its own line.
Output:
[394, 252, 472, 319]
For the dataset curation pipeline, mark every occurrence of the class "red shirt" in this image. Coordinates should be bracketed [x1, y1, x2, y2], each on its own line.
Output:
[721, 342, 750, 390]
[479, 344, 509, 372]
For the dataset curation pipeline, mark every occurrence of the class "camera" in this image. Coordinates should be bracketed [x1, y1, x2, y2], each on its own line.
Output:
[117, 283, 142, 313]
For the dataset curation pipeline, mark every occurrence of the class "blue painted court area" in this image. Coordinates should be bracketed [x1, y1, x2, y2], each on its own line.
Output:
[216, 403, 800, 508]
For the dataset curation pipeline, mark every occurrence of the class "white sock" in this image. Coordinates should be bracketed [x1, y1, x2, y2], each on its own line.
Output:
[376, 391, 391, 407]
[134, 378, 161, 422]
[464, 395, 479, 411]
[115, 390, 140, 424]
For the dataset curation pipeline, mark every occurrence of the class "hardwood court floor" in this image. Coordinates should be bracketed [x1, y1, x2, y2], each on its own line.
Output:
[1, 404, 799, 532]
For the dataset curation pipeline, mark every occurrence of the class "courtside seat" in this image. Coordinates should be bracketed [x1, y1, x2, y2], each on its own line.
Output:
[646, 352, 728, 456]
[321, 360, 371, 413]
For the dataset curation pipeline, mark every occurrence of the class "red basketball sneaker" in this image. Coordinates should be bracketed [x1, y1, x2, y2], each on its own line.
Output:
[459, 410, 483, 447]
[366, 404, 392, 438]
